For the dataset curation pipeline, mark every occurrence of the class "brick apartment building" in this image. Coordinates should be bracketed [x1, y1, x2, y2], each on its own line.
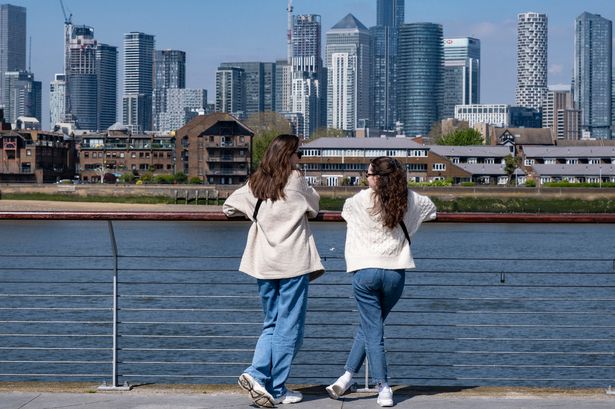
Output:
[0, 129, 75, 183]
[175, 113, 253, 185]
[78, 123, 174, 183]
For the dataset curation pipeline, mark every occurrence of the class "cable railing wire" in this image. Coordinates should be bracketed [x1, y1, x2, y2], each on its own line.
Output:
[0, 220, 613, 388]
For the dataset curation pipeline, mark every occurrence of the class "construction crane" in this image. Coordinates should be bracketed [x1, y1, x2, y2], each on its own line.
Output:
[59, 0, 74, 123]
[59, 0, 72, 25]
[287, 0, 293, 64]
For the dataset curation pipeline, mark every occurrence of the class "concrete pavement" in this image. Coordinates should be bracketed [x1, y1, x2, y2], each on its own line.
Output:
[0, 386, 613, 409]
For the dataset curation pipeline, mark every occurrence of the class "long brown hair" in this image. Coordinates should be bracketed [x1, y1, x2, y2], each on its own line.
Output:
[369, 156, 408, 228]
[249, 134, 299, 201]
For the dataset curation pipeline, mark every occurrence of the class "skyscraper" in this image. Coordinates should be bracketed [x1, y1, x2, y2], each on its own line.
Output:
[326, 14, 371, 131]
[516, 12, 548, 111]
[0, 4, 26, 105]
[49, 73, 66, 127]
[3, 70, 41, 124]
[63, 25, 116, 131]
[397, 23, 443, 136]
[122, 32, 155, 133]
[275, 59, 291, 113]
[65, 25, 97, 131]
[153, 49, 186, 131]
[290, 14, 325, 138]
[95, 43, 117, 131]
[442, 37, 480, 119]
[574, 12, 612, 139]
[371, 0, 404, 130]
[542, 86, 580, 140]
[220, 62, 276, 118]
[377, 0, 404, 28]
[157, 88, 207, 132]
[215, 66, 245, 117]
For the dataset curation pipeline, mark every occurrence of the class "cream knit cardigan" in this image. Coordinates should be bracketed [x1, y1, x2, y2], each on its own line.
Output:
[223, 171, 325, 280]
[342, 189, 437, 272]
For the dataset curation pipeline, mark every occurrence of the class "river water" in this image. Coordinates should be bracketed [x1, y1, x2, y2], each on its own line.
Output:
[1, 221, 614, 387]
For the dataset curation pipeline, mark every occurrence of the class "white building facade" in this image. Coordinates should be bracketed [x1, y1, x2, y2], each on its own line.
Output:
[454, 104, 510, 127]
[516, 12, 548, 110]
[49, 73, 66, 128]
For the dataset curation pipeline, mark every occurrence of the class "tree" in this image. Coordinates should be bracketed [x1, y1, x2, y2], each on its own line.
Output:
[437, 128, 484, 145]
[308, 127, 346, 141]
[245, 112, 293, 170]
[427, 121, 442, 142]
[244, 112, 292, 135]
[252, 130, 278, 170]
[504, 154, 520, 185]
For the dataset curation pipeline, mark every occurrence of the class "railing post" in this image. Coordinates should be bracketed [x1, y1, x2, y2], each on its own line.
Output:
[98, 220, 131, 391]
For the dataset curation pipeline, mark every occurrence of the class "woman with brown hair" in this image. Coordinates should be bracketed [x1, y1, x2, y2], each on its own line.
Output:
[223, 134, 324, 408]
[326, 156, 436, 407]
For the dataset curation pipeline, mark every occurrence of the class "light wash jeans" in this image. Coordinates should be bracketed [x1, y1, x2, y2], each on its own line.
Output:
[344, 268, 405, 384]
[244, 274, 309, 399]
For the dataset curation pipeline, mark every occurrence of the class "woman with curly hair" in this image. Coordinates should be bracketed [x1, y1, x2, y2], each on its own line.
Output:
[224, 134, 324, 408]
[326, 156, 436, 407]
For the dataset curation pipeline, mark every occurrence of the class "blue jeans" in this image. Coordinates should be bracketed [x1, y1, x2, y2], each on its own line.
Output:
[344, 268, 405, 384]
[244, 274, 309, 399]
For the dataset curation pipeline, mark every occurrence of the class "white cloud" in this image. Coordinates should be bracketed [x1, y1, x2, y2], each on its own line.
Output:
[549, 64, 564, 74]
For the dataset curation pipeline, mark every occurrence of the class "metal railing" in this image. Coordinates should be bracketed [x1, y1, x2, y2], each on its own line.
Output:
[0, 221, 613, 389]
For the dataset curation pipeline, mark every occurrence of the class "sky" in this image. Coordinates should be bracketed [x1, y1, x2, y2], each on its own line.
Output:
[11, 0, 615, 129]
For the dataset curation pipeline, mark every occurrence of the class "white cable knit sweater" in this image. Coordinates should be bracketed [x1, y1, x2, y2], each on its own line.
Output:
[341, 189, 437, 272]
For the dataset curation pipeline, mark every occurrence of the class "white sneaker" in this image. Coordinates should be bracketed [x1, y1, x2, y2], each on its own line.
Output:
[326, 375, 353, 399]
[275, 389, 303, 404]
[377, 384, 394, 407]
[238, 373, 275, 408]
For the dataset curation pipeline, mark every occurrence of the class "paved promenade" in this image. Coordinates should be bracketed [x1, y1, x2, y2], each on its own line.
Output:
[0, 385, 613, 409]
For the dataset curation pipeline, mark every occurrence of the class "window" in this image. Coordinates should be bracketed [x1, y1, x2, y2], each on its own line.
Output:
[432, 163, 446, 171]
[26, 149, 31, 156]
[566, 158, 578, 164]
[451, 157, 460, 164]
[408, 163, 427, 171]
[484, 158, 495, 164]
[525, 159, 535, 166]
[588, 159, 600, 164]
[410, 150, 427, 157]
[303, 149, 320, 157]
[468, 157, 478, 164]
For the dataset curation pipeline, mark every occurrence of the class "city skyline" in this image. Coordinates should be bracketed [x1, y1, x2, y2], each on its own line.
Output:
[7, 0, 615, 129]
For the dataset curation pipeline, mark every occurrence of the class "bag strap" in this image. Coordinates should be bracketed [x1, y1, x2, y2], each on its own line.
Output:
[400, 220, 411, 246]
[252, 199, 264, 221]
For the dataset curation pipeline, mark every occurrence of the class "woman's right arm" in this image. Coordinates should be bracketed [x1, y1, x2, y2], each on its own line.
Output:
[297, 172, 320, 218]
